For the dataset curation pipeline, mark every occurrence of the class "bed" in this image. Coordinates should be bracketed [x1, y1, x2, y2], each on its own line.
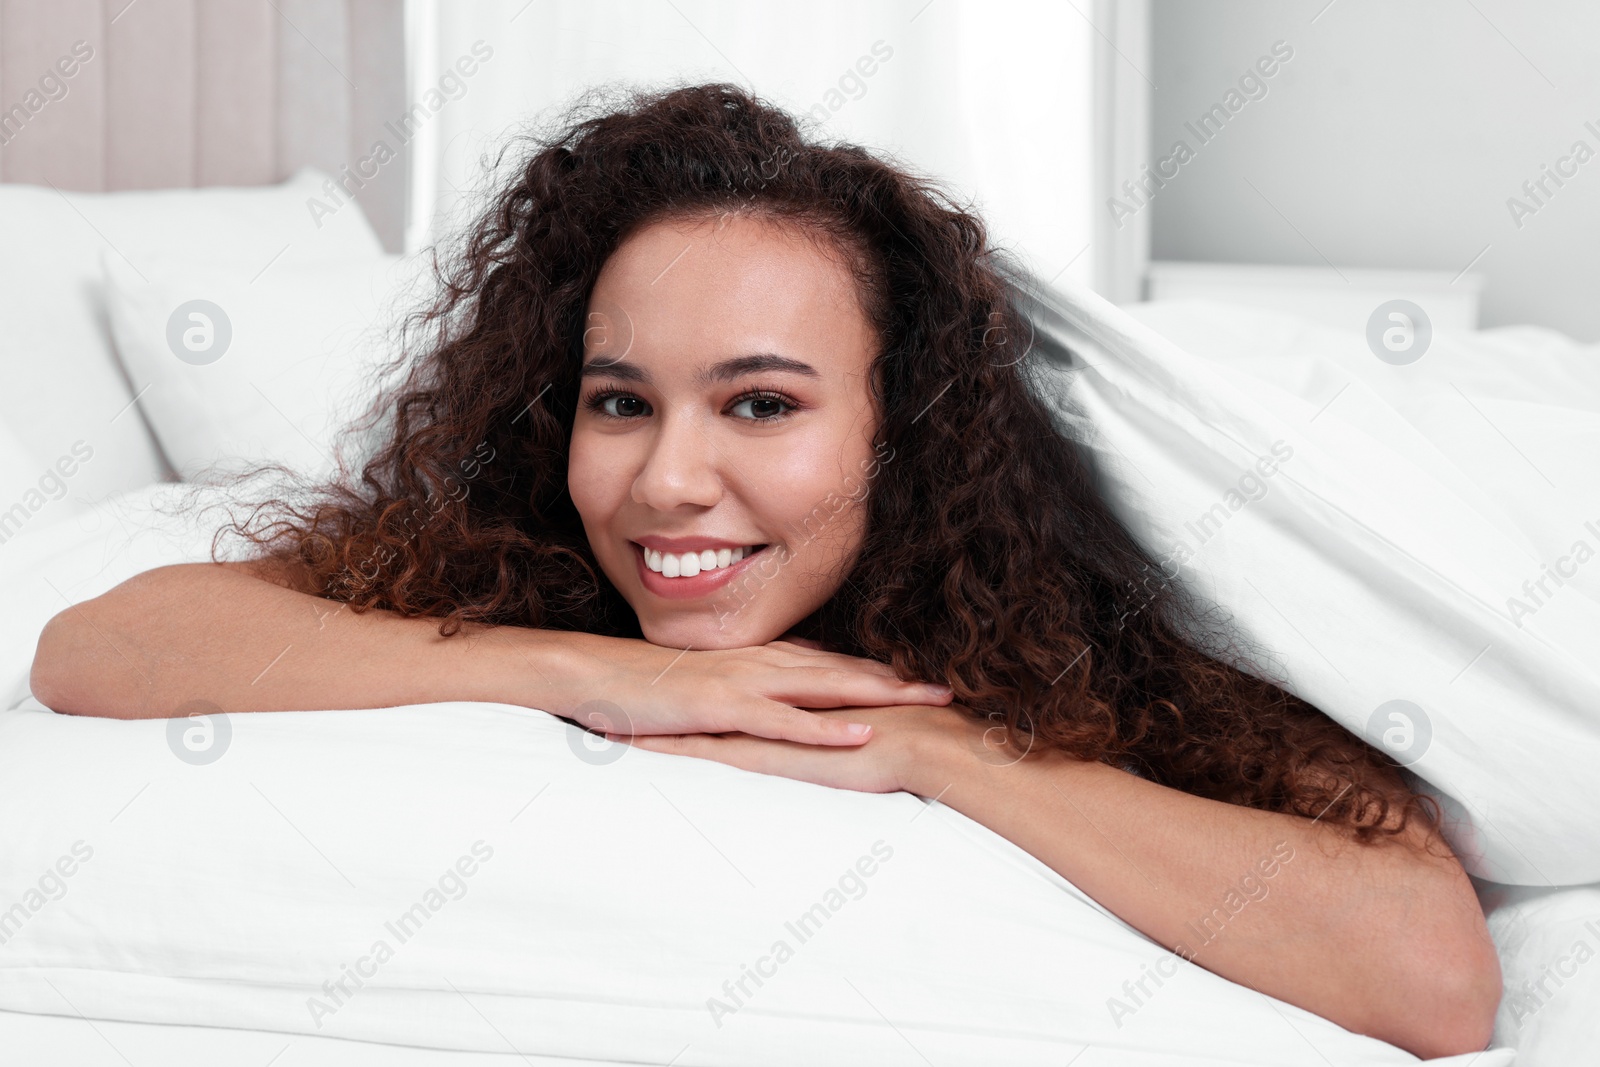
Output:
[3, 165, 1598, 1061]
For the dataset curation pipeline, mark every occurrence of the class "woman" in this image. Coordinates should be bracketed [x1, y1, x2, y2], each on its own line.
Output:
[30, 82, 1499, 1056]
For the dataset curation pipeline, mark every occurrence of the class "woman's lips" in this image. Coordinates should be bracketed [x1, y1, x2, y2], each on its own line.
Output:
[632, 541, 772, 600]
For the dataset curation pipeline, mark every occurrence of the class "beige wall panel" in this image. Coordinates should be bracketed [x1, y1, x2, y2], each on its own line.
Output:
[106, 0, 196, 189]
[1, 0, 402, 235]
[196, 0, 276, 186]
[0, 0, 107, 187]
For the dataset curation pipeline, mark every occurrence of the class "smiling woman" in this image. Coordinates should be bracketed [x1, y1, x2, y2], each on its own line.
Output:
[29, 82, 1499, 1057]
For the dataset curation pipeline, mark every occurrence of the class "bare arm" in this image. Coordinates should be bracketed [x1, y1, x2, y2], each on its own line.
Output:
[29, 561, 952, 740]
[912, 736, 1501, 1058]
[31, 560, 538, 719]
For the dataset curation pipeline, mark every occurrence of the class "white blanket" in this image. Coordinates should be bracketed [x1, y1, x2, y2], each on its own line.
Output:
[1014, 282, 1600, 886]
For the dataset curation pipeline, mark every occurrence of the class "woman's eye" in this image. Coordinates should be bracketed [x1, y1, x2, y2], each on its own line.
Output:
[729, 394, 792, 421]
[597, 394, 650, 418]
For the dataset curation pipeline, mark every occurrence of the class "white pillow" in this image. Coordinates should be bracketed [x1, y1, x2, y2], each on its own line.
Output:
[0, 693, 1501, 1066]
[1483, 880, 1600, 1065]
[102, 253, 434, 482]
[1013, 278, 1600, 885]
[0, 169, 387, 509]
[0, 421, 56, 530]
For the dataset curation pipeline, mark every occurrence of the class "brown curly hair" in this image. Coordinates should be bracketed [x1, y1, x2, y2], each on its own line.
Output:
[224, 81, 1436, 843]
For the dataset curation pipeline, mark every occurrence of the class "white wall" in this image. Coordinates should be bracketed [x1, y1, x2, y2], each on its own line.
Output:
[1146, 0, 1600, 340]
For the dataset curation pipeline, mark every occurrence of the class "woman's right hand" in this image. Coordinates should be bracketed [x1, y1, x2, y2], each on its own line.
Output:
[537, 631, 953, 746]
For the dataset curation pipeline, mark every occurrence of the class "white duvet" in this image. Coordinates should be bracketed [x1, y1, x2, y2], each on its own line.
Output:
[1017, 281, 1600, 888]
[6, 280, 1598, 1062]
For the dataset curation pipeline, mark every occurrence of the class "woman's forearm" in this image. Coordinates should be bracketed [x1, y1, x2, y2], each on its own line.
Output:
[905, 733, 1501, 1058]
[29, 562, 588, 719]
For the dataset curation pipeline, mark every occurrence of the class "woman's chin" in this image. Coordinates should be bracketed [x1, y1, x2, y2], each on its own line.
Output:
[637, 611, 782, 651]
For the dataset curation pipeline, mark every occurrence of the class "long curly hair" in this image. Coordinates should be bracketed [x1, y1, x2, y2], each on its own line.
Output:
[226, 81, 1435, 842]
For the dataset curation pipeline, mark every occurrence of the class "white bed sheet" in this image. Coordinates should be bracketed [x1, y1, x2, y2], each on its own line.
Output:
[0, 1008, 634, 1067]
[0, 1008, 1517, 1067]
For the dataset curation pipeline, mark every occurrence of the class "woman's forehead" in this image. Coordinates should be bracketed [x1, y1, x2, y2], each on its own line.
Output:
[585, 215, 878, 374]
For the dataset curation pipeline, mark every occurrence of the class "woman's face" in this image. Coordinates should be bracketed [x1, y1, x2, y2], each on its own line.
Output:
[568, 212, 882, 650]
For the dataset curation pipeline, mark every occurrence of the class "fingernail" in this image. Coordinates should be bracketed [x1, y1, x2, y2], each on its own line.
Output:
[928, 684, 953, 696]
[847, 722, 872, 736]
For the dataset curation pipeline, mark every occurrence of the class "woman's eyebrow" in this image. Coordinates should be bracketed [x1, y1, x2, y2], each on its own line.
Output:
[579, 353, 821, 384]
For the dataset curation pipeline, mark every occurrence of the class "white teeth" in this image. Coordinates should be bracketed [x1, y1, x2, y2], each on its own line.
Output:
[641, 544, 762, 578]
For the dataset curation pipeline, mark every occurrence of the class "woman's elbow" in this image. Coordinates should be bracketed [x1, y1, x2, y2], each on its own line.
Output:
[1425, 939, 1502, 1057]
[1390, 914, 1502, 1058]
[31, 609, 90, 715]
[29, 604, 137, 718]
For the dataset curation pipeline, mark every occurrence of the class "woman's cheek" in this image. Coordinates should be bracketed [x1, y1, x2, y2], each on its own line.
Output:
[565, 432, 620, 518]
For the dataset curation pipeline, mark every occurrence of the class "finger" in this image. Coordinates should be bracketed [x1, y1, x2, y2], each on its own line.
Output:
[765, 666, 952, 709]
[621, 733, 734, 759]
[649, 731, 796, 766]
[729, 698, 874, 746]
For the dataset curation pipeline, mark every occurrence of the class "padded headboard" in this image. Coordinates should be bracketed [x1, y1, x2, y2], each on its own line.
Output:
[0, 0, 406, 251]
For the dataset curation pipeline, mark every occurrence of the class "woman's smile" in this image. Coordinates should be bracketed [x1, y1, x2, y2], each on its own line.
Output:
[631, 538, 774, 600]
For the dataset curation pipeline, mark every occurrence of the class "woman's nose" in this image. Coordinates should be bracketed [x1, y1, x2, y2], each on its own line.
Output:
[630, 410, 723, 511]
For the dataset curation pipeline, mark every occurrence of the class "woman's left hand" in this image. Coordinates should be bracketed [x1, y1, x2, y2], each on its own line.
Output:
[609, 703, 983, 796]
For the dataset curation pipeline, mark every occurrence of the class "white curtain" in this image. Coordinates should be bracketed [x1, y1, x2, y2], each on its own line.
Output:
[402, 0, 1120, 295]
